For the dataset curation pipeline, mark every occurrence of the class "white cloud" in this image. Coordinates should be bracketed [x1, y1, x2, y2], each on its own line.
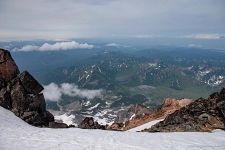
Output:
[105, 43, 121, 47]
[43, 82, 103, 101]
[185, 34, 225, 40]
[43, 83, 62, 102]
[105, 43, 130, 48]
[13, 41, 94, 52]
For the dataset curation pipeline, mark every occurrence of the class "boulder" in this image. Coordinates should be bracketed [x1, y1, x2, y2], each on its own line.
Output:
[108, 122, 124, 131]
[78, 117, 106, 129]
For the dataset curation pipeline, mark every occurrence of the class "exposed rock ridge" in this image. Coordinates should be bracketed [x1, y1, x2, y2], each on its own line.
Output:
[0, 48, 58, 127]
[144, 88, 225, 132]
[109, 98, 192, 131]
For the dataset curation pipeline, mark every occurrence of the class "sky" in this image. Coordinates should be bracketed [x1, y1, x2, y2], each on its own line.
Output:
[0, 0, 225, 40]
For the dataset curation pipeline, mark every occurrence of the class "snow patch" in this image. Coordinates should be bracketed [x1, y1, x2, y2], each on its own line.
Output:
[207, 75, 225, 86]
[1, 107, 225, 150]
[128, 119, 164, 132]
[54, 113, 77, 126]
[129, 114, 136, 120]
[88, 103, 100, 110]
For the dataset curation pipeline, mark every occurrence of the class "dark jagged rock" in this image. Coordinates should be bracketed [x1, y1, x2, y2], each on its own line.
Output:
[0, 88, 11, 109]
[68, 124, 76, 128]
[78, 117, 106, 129]
[18, 71, 44, 95]
[0, 49, 19, 83]
[0, 77, 6, 89]
[109, 99, 192, 131]
[49, 122, 69, 128]
[0, 49, 55, 127]
[144, 88, 225, 132]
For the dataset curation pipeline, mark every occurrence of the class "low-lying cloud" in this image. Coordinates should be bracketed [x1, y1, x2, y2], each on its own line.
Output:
[105, 43, 121, 47]
[43, 83, 103, 101]
[105, 43, 129, 48]
[13, 41, 94, 52]
[185, 34, 225, 40]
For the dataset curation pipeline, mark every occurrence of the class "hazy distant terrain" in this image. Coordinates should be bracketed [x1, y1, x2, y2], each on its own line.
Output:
[1, 40, 225, 124]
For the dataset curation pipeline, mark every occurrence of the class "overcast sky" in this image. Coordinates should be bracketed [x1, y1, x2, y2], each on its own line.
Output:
[0, 0, 225, 40]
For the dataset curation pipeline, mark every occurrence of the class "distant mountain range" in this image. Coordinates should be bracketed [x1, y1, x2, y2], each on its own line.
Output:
[1, 42, 225, 125]
[1, 47, 225, 133]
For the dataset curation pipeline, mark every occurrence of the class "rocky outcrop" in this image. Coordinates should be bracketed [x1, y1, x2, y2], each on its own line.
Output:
[0, 49, 55, 127]
[114, 104, 153, 124]
[154, 98, 192, 119]
[109, 99, 192, 131]
[144, 89, 225, 132]
[0, 49, 19, 83]
[108, 104, 153, 131]
[78, 117, 106, 129]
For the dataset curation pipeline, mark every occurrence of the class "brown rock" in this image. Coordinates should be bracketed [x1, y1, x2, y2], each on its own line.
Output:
[145, 88, 225, 132]
[108, 122, 124, 131]
[156, 98, 192, 118]
[0, 49, 54, 127]
[111, 99, 192, 131]
[0, 49, 19, 82]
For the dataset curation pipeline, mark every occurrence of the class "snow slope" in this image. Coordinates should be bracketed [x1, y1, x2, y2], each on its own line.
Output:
[1, 106, 225, 150]
[128, 119, 164, 132]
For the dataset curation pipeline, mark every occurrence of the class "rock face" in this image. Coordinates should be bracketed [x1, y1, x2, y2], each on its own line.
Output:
[78, 117, 106, 129]
[144, 89, 225, 132]
[154, 98, 192, 119]
[114, 104, 153, 124]
[0, 49, 20, 83]
[109, 104, 153, 130]
[109, 99, 192, 131]
[0, 49, 55, 127]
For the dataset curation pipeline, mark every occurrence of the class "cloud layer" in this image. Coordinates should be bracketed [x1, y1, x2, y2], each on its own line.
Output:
[43, 83, 103, 101]
[0, 0, 225, 40]
[13, 41, 94, 52]
[185, 34, 225, 40]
